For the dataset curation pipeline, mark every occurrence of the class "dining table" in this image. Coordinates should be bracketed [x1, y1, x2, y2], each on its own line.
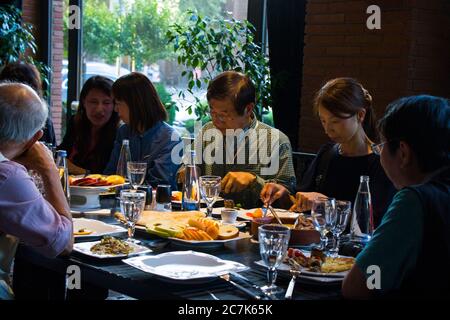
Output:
[13, 197, 344, 301]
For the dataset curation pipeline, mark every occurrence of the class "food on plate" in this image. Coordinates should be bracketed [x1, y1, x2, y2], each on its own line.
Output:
[171, 191, 182, 202]
[217, 225, 239, 240]
[286, 247, 355, 273]
[188, 217, 220, 239]
[74, 228, 93, 235]
[246, 208, 264, 218]
[152, 223, 184, 238]
[105, 175, 125, 185]
[90, 236, 134, 255]
[291, 215, 315, 230]
[181, 227, 214, 241]
[70, 175, 125, 187]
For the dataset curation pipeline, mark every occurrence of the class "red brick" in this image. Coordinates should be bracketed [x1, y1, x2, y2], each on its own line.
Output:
[326, 46, 361, 56]
[308, 14, 345, 24]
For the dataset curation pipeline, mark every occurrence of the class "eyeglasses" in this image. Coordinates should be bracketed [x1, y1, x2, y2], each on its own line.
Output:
[206, 108, 233, 122]
[371, 141, 389, 155]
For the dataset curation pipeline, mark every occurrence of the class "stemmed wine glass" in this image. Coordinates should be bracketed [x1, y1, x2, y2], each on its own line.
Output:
[120, 189, 146, 243]
[311, 197, 336, 252]
[127, 162, 147, 190]
[329, 200, 351, 258]
[258, 224, 290, 297]
[199, 175, 221, 217]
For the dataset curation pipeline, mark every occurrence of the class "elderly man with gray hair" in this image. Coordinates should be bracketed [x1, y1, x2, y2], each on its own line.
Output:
[0, 83, 73, 299]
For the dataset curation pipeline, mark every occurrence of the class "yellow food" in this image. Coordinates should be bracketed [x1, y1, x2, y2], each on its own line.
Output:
[74, 228, 93, 235]
[188, 217, 220, 240]
[218, 225, 239, 240]
[321, 257, 355, 273]
[105, 175, 125, 185]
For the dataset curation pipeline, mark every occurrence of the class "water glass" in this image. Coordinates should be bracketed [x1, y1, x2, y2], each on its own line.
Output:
[155, 184, 172, 211]
[329, 200, 351, 258]
[199, 175, 221, 217]
[120, 189, 146, 243]
[311, 197, 336, 251]
[258, 224, 290, 297]
[127, 162, 147, 190]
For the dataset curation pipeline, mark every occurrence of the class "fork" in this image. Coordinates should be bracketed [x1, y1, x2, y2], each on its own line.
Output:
[285, 258, 302, 300]
[220, 274, 262, 300]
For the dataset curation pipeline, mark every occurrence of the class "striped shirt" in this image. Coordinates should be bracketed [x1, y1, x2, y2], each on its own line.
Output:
[192, 114, 296, 208]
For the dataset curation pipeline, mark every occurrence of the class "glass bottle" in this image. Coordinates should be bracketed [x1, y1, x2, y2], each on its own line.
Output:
[55, 150, 70, 204]
[182, 150, 200, 211]
[116, 139, 131, 179]
[350, 175, 374, 242]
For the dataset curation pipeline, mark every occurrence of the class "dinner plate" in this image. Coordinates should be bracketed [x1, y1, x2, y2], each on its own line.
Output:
[73, 218, 127, 239]
[123, 250, 248, 283]
[70, 182, 128, 193]
[254, 260, 346, 283]
[167, 232, 252, 249]
[73, 240, 151, 259]
[217, 207, 299, 221]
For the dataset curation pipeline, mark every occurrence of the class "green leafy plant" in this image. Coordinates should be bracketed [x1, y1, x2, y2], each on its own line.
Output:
[166, 11, 271, 121]
[154, 83, 177, 125]
[0, 5, 51, 96]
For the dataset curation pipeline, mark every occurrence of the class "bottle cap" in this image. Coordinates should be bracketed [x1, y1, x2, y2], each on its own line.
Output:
[56, 150, 67, 157]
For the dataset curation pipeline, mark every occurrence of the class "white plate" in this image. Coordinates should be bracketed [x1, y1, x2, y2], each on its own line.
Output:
[70, 182, 128, 193]
[73, 240, 151, 259]
[73, 218, 127, 238]
[254, 260, 345, 283]
[220, 221, 247, 228]
[168, 232, 252, 249]
[123, 250, 248, 282]
[220, 207, 299, 221]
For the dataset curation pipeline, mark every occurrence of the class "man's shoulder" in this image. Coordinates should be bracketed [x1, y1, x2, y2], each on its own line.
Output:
[256, 121, 291, 145]
[0, 161, 29, 188]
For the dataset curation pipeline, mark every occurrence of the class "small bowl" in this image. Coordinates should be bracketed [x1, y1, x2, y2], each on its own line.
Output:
[251, 217, 320, 246]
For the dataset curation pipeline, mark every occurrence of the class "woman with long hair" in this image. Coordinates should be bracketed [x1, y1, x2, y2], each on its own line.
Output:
[261, 77, 395, 227]
[104, 72, 180, 189]
[58, 75, 119, 174]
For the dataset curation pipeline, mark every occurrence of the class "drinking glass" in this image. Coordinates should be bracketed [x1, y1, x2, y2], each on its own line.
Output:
[199, 175, 221, 217]
[258, 224, 290, 297]
[155, 184, 172, 211]
[311, 197, 336, 252]
[120, 189, 146, 243]
[127, 162, 147, 190]
[329, 200, 351, 258]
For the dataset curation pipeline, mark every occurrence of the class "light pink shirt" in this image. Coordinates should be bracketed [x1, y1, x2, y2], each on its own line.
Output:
[0, 159, 72, 258]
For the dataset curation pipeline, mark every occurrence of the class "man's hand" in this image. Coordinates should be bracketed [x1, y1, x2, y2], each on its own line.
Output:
[260, 183, 290, 206]
[289, 192, 327, 212]
[221, 171, 256, 194]
[14, 142, 57, 174]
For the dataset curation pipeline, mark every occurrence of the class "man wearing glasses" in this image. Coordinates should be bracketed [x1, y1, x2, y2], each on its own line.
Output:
[191, 71, 296, 208]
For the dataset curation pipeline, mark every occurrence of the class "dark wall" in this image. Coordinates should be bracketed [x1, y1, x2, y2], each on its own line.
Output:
[267, 0, 306, 150]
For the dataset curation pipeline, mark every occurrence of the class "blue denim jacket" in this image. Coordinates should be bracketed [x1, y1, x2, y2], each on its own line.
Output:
[104, 121, 181, 190]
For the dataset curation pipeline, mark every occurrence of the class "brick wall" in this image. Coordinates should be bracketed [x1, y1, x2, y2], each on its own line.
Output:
[298, 0, 450, 152]
[22, 0, 64, 144]
[51, 0, 64, 144]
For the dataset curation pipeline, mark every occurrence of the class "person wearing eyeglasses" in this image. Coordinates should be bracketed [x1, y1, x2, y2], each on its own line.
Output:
[342, 95, 450, 299]
[190, 71, 296, 208]
[261, 78, 395, 228]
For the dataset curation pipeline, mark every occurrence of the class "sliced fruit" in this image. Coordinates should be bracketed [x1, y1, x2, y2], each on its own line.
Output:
[105, 175, 125, 185]
[146, 226, 171, 238]
[154, 225, 184, 238]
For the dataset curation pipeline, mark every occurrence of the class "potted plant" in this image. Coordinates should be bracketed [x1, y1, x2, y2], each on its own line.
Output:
[166, 10, 271, 121]
[0, 5, 50, 95]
